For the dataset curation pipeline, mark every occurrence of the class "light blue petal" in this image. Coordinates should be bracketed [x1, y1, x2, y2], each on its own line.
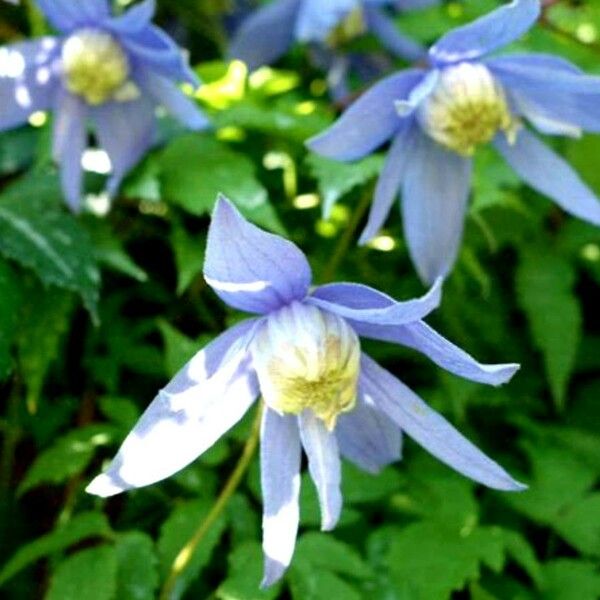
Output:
[298, 410, 342, 531]
[36, 0, 110, 32]
[308, 277, 442, 326]
[359, 120, 417, 244]
[361, 354, 526, 491]
[229, 0, 300, 70]
[335, 392, 401, 473]
[306, 69, 425, 161]
[52, 91, 87, 211]
[393, 69, 438, 117]
[138, 68, 209, 130]
[261, 409, 302, 588]
[0, 38, 59, 130]
[204, 196, 313, 314]
[364, 6, 425, 61]
[91, 97, 156, 197]
[489, 54, 600, 133]
[103, 0, 155, 34]
[86, 321, 259, 497]
[495, 129, 600, 226]
[429, 0, 540, 65]
[401, 131, 472, 284]
[295, 0, 357, 42]
[351, 320, 520, 386]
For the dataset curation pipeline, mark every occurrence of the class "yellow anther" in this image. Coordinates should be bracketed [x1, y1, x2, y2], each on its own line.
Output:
[61, 29, 135, 105]
[252, 302, 360, 430]
[420, 62, 519, 157]
[327, 7, 366, 47]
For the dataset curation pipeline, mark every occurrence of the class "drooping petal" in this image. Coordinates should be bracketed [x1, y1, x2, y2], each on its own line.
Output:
[429, 0, 541, 65]
[36, 0, 110, 32]
[261, 409, 302, 588]
[119, 25, 198, 86]
[86, 320, 259, 497]
[401, 131, 472, 284]
[494, 129, 600, 226]
[0, 38, 59, 130]
[306, 69, 425, 161]
[91, 96, 156, 197]
[489, 54, 600, 133]
[308, 277, 441, 326]
[229, 0, 300, 70]
[335, 392, 401, 473]
[393, 69, 438, 117]
[360, 354, 526, 491]
[359, 119, 417, 244]
[103, 0, 155, 34]
[351, 320, 520, 386]
[204, 196, 313, 314]
[52, 91, 87, 211]
[364, 6, 425, 61]
[298, 410, 343, 531]
[295, 0, 356, 42]
[137, 68, 209, 130]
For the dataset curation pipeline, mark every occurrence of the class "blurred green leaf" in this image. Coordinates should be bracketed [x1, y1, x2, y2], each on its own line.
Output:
[0, 259, 22, 379]
[115, 532, 159, 600]
[540, 560, 600, 600]
[46, 545, 117, 600]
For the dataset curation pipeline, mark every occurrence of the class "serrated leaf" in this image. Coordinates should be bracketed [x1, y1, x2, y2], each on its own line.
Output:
[115, 532, 159, 600]
[18, 424, 117, 495]
[516, 245, 582, 410]
[289, 562, 362, 600]
[16, 284, 75, 412]
[157, 498, 227, 599]
[46, 545, 117, 600]
[217, 542, 280, 600]
[0, 174, 101, 317]
[159, 134, 282, 232]
[305, 153, 383, 218]
[0, 512, 112, 586]
[0, 259, 22, 379]
[541, 560, 600, 600]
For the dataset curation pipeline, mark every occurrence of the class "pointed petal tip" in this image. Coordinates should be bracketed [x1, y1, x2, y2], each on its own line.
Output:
[85, 474, 124, 498]
[261, 558, 286, 588]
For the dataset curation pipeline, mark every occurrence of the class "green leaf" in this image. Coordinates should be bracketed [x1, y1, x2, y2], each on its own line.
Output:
[98, 397, 141, 431]
[541, 560, 600, 600]
[159, 134, 281, 232]
[0, 174, 101, 317]
[554, 493, 600, 557]
[289, 562, 362, 600]
[0, 259, 22, 379]
[157, 498, 227, 599]
[0, 512, 112, 586]
[18, 424, 117, 495]
[305, 153, 383, 218]
[170, 225, 204, 295]
[516, 245, 582, 410]
[115, 532, 159, 600]
[217, 542, 280, 600]
[16, 285, 75, 412]
[157, 321, 207, 378]
[46, 545, 117, 600]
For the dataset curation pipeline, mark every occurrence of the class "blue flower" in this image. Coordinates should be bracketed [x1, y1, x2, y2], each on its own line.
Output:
[0, 0, 208, 210]
[307, 0, 600, 284]
[229, 0, 436, 71]
[86, 195, 524, 586]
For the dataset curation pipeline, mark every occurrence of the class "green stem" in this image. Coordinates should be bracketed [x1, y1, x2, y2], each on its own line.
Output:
[159, 405, 263, 600]
[319, 188, 373, 284]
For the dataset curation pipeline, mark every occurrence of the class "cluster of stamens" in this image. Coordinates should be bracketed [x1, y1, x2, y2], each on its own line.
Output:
[419, 62, 519, 156]
[61, 29, 139, 105]
[252, 302, 360, 430]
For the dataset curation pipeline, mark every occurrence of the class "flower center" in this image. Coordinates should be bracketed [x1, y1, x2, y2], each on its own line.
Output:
[252, 302, 360, 430]
[419, 62, 518, 157]
[61, 29, 137, 105]
[327, 7, 366, 47]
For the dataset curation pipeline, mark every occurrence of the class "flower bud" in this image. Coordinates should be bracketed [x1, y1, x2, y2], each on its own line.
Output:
[252, 302, 360, 430]
[419, 62, 518, 157]
[61, 29, 136, 105]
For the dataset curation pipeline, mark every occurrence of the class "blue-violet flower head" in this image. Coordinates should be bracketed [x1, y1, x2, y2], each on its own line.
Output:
[86, 195, 524, 586]
[307, 0, 600, 284]
[0, 0, 208, 210]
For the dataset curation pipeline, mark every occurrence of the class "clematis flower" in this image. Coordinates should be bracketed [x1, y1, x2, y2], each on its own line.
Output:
[87, 195, 524, 586]
[229, 0, 437, 71]
[0, 0, 208, 209]
[307, 0, 600, 284]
